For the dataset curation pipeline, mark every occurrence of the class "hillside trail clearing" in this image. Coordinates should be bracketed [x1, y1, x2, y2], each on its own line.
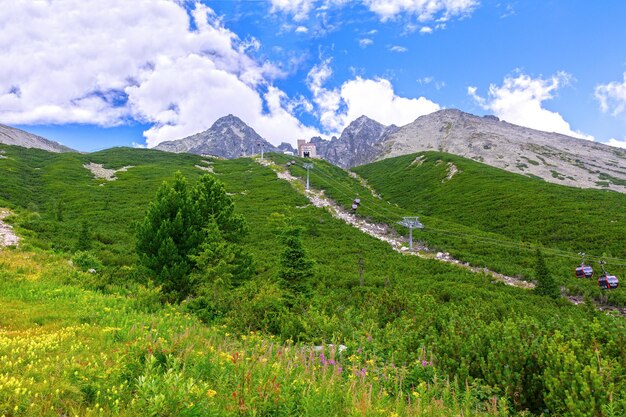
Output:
[261, 159, 533, 289]
[0, 209, 19, 247]
[261, 160, 626, 317]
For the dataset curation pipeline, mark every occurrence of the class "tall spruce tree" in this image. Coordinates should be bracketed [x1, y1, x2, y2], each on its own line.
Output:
[278, 226, 315, 295]
[533, 250, 560, 299]
[136, 172, 249, 301]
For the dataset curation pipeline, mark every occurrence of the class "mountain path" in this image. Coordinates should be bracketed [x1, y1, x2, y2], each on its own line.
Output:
[84, 162, 134, 181]
[263, 159, 534, 289]
[0, 209, 19, 248]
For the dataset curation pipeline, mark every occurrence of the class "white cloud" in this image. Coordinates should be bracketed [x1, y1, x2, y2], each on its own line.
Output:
[359, 38, 374, 47]
[0, 0, 321, 147]
[468, 72, 594, 140]
[419, 26, 433, 34]
[363, 0, 479, 22]
[295, 26, 309, 33]
[605, 138, 626, 149]
[269, 0, 317, 21]
[270, 0, 478, 23]
[306, 59, 344, 132]
[269, 0, 348, 21]
[340, 77, 441, 126]
[595, 73, 626, 116]
[389, 45, 408, 52]
[307, 59, 440, 132]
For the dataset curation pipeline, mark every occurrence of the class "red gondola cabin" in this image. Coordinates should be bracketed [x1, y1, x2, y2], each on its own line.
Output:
[575, 265, 593, 278]
[598, 274, 619, 290]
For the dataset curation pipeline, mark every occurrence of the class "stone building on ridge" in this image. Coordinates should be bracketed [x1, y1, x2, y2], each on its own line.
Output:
[297, 139, 317, 158]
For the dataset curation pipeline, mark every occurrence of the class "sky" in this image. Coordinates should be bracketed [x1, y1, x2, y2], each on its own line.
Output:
[2, 0, 626, 152]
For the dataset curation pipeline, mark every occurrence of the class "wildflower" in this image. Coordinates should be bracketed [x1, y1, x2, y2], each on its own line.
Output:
[207, 389, 217, 398]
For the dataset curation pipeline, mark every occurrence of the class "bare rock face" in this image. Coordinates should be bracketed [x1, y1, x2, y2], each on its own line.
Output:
[0, 124, 74, 153]
[376, 109, 626, 192]
[154, 115, 280, 158]
[312, 116, 399, 168]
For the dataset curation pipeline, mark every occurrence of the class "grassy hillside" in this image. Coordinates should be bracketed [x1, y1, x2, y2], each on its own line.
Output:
[1, 145, 625, 416]
[352, 152, 626, 301]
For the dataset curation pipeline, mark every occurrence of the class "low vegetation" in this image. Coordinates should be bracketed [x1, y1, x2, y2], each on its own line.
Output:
[0, 145, 625, 416]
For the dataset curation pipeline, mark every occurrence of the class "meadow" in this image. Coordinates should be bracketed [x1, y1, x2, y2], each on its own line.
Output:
[0, 144, 625, 416]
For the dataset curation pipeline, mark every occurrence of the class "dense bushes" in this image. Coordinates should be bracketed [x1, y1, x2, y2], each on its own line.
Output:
[136, 172, 251, 301]
[1, 146, 625, 415]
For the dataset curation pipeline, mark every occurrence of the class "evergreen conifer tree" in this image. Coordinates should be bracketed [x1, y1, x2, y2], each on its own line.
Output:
[278, 226, 314, 295]
[136, 172, 250, 301]
[76, 220, 92, 251]
[533, 250, 560, 299]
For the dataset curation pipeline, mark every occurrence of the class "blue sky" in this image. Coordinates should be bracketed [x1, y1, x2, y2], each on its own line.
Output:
[2, 0, 626, 152]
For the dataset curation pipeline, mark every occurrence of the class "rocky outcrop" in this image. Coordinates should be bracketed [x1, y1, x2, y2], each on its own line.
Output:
[312, 116, 398, 168]
[376, 109, 626, 192]
[277, 142, 296, 154]
[0, 124, 74, 153]
[154, 115, 280, 158]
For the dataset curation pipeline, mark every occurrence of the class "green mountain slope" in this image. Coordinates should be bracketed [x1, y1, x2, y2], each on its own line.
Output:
[353, 152, 626, 291]
[354, 151, 626, 257]
[0, 145, 625, 416]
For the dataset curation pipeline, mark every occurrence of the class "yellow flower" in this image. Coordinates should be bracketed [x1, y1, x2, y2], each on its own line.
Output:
[207, 389, 217, 398]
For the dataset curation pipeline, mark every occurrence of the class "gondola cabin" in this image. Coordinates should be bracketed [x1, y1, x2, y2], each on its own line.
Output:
[575, 265, 593, 278]
[598, 274, 619, 290]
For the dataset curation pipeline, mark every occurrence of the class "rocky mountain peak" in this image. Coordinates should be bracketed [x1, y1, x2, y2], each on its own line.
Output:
[377, 108, 626, 192]
[154, 115, 280, 158]
[312, 116, 398, 168]
[0, 124, 74, 153]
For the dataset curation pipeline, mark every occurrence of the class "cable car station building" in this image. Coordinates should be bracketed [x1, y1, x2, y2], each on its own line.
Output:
[297, 139, 317, 158]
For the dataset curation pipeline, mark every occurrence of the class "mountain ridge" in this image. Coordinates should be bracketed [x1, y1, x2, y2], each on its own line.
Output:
[376, 109, 626, 192]
[154, 114, 280, 158]
[0, 124, 74, 153]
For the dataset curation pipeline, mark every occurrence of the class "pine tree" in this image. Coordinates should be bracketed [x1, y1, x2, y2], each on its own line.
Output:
[533, 250, 560, 299]
[278, 226, 315, 295]
[136, 172, 250, 301]
[76, 220, 92, 251]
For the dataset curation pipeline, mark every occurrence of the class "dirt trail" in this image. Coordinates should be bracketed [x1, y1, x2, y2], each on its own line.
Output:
[0, 209, 19, 248]
[267, 160, 533, 289]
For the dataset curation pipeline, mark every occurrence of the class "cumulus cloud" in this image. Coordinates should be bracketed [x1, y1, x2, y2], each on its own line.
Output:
[340, 77, 441, 126]
[363, 0, 479, 22]
[269, 0, 348, 21]
[606, 138, 626, 149]
[270, 0, 478, 23]
[306, 59, 344, 132]
[0, 0, 321, 147]
[307, 59, 440, 133]
[595, 73, 626, 116]
[468, 72, 593, 140]
[359, 38, 374, 47]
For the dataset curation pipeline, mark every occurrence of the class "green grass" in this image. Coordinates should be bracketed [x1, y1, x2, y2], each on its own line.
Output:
[1, 145, 625, 415]
[353, 151, 626, 304]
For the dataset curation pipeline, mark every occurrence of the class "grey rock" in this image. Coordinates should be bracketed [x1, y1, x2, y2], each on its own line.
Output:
[0, 124, 74, 152]
[278, 142, 296, 154]
[154, 115, 280, 158]
[376, 109, 626, 192]
[313, 115, 399, 168]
